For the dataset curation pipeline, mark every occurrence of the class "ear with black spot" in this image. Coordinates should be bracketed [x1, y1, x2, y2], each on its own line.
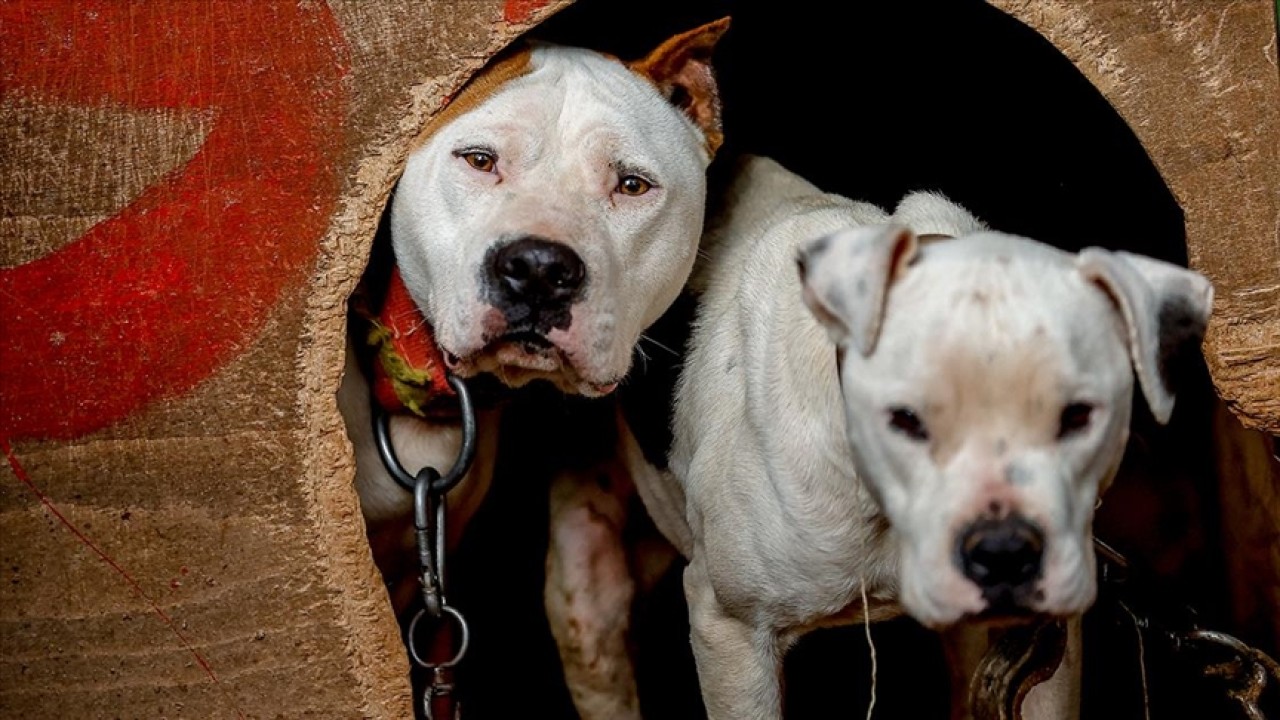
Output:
[629, 17, 730, 154]
[1076, 248, 1214, 424]
[797, 224, 919, 355]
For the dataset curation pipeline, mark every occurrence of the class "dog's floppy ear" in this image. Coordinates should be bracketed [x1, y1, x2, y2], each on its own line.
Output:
[630, 17, 730, 154]
[1076, 249, 1213, 424]
[797, 225, 919, 356]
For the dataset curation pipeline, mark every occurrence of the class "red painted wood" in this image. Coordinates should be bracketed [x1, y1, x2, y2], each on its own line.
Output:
[0, 1, 349, 440]
[503, 0, 551, 25]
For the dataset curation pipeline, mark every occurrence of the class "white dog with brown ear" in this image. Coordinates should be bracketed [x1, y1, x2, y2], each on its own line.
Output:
[628, 155, 1212, 719]
[336, 18, 730, 720]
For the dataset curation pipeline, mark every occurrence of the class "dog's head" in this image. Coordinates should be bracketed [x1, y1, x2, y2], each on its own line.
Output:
[798, 213, 1212, 627]
[390, 19, 729, 396]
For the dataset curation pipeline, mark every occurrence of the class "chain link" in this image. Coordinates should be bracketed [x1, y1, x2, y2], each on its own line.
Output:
[1095, 539, 1279, 718]
[374, 375, 477, 720]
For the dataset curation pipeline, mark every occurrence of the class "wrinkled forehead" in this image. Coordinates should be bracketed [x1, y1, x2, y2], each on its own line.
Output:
[432, 46, 704, 165]
[874, 240, 1128, 396]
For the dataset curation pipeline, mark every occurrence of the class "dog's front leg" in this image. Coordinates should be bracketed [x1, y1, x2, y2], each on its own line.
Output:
[685, 553, 783, 720]
[544, 462, 642, 720]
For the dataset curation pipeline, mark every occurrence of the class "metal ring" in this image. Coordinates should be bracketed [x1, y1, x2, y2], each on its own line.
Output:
[373, 405, 416, 491]
[372, 374, 477, 493]
[407, 604, 470, 669]
[434, 375, 476, 494]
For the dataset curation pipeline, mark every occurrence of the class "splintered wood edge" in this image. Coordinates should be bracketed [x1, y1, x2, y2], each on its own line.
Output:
[293, 1, 573, 716]
[989, 0, 1280, 434]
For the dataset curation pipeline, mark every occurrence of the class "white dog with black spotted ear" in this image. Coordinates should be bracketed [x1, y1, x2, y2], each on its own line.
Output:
[627, 155, 1212, 719]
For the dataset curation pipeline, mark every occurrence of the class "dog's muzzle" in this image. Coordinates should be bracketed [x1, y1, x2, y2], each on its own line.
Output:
[956, 514, 1044, 613]
[484, 236, 586, 334]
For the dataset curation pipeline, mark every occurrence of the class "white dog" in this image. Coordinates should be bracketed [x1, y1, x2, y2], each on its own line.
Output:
[626, 155, 1213, 718]
[336, 19, 730, 719]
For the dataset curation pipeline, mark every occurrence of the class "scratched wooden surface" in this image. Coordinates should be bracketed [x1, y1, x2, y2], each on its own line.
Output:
[990, 0, 1280, 659]
[0, 1, 569, 717]
[990, 0, 1280, 435]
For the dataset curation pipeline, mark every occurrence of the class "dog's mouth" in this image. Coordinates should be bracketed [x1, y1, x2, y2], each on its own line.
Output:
[445, 330, 561, 373]
[497, 330, 556, 353]
[443, 329, 619, 397]
[484, 328, 563, 369]
[965, 605, 1040, 626]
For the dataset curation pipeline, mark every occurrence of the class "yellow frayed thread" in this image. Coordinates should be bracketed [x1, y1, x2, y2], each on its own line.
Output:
[368, 323, 439, 416]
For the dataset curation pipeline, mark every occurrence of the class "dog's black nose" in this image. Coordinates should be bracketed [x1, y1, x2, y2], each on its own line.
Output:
[489, 236, 586, 307]
[957, 516, 1044, 607]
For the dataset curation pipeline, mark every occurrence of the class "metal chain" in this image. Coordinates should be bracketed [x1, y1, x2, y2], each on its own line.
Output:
[1094, 539, 1279, 718]
[374, 374, 477, 720]
[374, 375, 476, 494]
[372, 387, 1277, 718]
[971, 541, 1278, 717]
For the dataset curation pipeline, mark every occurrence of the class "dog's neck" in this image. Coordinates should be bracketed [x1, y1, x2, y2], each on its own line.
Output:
[351, 266, 459, 419]
[352, 268, 507, 420]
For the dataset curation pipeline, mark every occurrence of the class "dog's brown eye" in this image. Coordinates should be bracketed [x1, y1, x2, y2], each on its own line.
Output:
[888, 407, 929, 442]
[616, 175, 652, 196]
[461, 151, 496, 173]
[1058, 403, 1093, 439]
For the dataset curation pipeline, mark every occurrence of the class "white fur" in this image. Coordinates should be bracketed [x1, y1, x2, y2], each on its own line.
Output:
[337, 39, 721, 720]
[341, 41, 716, 559]
[634, 155, 1212, 719]
[392, 45, 712, 396]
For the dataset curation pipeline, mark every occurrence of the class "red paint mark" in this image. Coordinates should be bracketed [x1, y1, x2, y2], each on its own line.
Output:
[0, 2, 350, 440]
[1, 436, 246, 719]
[503, 0, 551, 24]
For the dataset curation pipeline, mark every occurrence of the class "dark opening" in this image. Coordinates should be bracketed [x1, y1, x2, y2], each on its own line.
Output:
[424, 2, 1233, 719]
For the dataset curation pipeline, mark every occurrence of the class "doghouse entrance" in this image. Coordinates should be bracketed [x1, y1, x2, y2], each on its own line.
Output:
[345, 2, 1272, 719]
[8, 1, 1271, 717]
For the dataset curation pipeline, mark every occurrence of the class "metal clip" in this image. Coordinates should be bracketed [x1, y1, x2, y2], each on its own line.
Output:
[372, 374, 477, 720]
[413, 469, 444, 617]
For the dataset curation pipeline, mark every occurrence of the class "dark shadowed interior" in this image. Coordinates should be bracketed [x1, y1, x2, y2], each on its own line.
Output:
[399, 2, 1236, 718]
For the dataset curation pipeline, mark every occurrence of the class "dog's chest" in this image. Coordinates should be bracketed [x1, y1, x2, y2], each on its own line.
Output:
[710, 432, 900, 625]
[771, 471, 899, 607]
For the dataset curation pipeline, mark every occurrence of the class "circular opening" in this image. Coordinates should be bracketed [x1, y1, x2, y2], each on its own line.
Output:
[383, 2, 1231, 718]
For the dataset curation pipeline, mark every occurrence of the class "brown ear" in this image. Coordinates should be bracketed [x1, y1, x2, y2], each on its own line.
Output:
[629, 17, 731, 155]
